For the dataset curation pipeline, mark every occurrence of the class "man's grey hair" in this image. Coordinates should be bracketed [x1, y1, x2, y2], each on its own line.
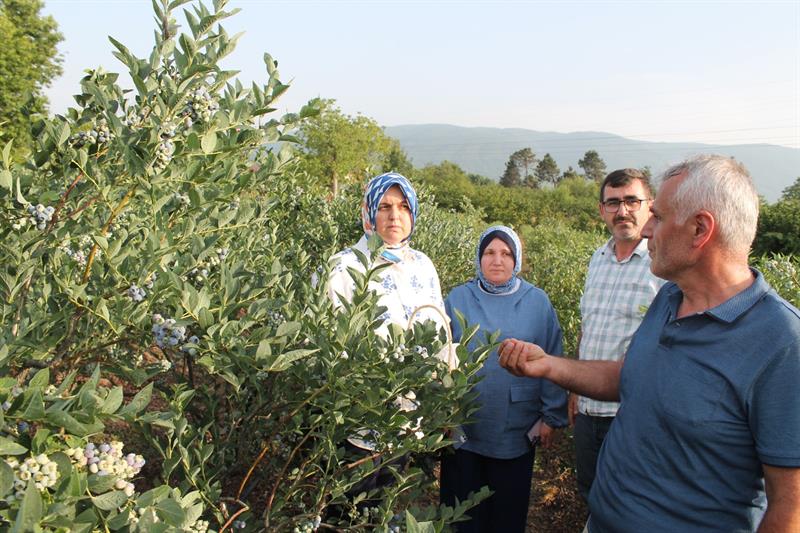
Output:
[661, 155, 759, 252]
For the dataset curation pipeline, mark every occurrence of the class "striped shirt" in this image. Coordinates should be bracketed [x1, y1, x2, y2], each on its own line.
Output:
[577, 238, 664, 417]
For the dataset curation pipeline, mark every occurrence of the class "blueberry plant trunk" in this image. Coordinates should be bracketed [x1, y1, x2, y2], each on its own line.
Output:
[0, 1, 489, 531]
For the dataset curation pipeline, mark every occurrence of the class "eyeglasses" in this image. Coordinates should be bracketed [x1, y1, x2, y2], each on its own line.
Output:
[601, 198, 650, 213]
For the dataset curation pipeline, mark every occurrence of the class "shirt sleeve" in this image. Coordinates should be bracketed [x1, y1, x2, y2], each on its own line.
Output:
[326, 254, 355, 309]
[540, 296, 569, 428]
[444, 293, 463, 345]
[750, 340, 800, 467]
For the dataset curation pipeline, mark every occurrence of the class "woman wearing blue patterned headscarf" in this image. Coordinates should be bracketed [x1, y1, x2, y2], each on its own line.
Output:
[325, 172, 449, 512]
[440, 225, 568, 533]
[327, 172, 446, 339]
[360, 171, 419, 244]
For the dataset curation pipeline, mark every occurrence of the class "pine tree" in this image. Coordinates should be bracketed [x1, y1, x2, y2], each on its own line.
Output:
[536, 153, 561, 186]
[578, 150, 607, 182]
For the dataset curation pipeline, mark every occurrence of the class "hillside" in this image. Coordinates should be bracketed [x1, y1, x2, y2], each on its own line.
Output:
[385, 124, 800, 202]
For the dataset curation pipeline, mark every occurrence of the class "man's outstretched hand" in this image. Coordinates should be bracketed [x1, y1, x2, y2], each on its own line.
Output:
[498, 339, 549, 378]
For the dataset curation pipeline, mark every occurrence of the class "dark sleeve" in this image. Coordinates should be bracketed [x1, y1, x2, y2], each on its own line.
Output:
[444, 293, 463, 344]
[750, 340, 800, 467]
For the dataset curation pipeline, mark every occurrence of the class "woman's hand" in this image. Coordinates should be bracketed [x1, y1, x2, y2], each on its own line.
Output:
[539, 422, 557, 448]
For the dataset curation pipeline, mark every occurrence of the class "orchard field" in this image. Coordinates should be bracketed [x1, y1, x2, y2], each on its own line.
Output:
[2, 1, 799, 532]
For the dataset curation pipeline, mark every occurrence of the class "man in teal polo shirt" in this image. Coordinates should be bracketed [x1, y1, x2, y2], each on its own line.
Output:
[499, 155, 800, 532]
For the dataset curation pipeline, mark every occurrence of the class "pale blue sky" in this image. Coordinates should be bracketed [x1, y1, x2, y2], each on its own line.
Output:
[43, 0, 800, 148]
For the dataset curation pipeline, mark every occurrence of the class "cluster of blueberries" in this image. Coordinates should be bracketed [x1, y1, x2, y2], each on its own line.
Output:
[127, 284, 147, 302]
[173, 192, 190, 207]
[62, 441, 145, 497]
[180, 87, 219, 125]
[12, 204, 55, 231]
[59, 234, 100, 267]
[292, 515, 322, 533]
[68, 119, 114, 148]
[4, 454, 60, 502]
[187, 248, 229, 286]
[153, 138, 176, 172]
[151, 314, 199, 354]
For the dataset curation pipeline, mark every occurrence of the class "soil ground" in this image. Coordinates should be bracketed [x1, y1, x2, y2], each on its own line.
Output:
[526, 428, 587, 533]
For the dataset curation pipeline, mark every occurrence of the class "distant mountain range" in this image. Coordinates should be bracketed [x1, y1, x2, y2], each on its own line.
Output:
[385, 124, 800, 202]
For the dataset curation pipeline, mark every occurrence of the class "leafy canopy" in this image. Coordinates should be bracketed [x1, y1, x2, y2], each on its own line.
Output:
[0, 0, 63, 154]
[578, 149, 607, 183]
[296, 98, 409, 196]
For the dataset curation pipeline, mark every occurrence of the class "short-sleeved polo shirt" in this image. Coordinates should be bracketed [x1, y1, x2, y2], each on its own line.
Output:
[589, 269, 800, 532]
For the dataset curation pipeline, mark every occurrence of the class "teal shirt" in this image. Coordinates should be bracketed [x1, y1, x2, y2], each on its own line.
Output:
[445, 278, 568, 459]
[590, 270, 800, 532]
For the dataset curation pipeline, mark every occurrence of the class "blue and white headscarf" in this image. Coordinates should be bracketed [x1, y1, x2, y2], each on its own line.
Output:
[475, 225, 522, 294]
[361, 172, 419, 245]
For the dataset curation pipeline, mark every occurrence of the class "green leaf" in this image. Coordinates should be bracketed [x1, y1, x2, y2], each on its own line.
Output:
[275, 320, 300, 337]
[22, 390, 46, 421]
[101, 386, 124, 414]
[28, 368, 50, 389]
[118, 382, 153, 417]
[0, 460, 14, 496]
[30, 428, 51, 453]
[0, 436, 28, 455]
[198, 307, 214, 329]
[201, 131, 217, 154]
[405, 511, 420, 532]
[88, 473, 118, 493]
[155, 498, 186, 526]
[15, 174, 27, 205]
[59, 468, 86, 499]
[265, 348, 318, 372]
[184, 502, 203, 528]
[442, 373, 454, 388]
[137, 485, 170, 507]
[255, 340, 271, 360]
[0, 169, 11, 190]
[78, 148, 88, 169]
[108, 36, 136, 70]
[2, 140, 12, 168]
[11, 482, 43, 533]
[48, 451, 72, 479]
[57, 122, 71, 146]
[107, 510, 133, 530]
[92, 490, 128, 511]
[45, 410, 89, 436]
[93, 235, 109, 251]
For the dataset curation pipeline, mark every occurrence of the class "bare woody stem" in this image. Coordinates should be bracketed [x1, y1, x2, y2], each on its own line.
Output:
[81, 186, 136, 284]
[236, 385, 328, 500]
[263, 429, 316, 529]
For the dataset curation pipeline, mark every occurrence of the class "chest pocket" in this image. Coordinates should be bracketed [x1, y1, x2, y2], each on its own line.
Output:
[656, 354, 728, 425]
[506, 383, 542, 432]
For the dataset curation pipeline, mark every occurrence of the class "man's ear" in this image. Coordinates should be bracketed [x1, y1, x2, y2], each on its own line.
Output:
[692, 210, 716, 249]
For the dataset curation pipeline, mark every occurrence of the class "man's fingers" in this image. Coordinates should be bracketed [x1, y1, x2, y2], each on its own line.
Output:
[498, 339, 518, 368]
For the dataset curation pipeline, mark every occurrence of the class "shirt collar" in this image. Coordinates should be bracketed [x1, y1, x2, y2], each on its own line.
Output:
[665, 268, 768, 324]
[601, 237, 649, 263]
[354, 234, 411, 265]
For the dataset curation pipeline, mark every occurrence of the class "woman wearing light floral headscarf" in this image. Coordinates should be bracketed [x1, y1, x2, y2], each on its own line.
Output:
[325, 171, 449, 485]
[440, 225, 568, 533]
[327, 171, 447, 338]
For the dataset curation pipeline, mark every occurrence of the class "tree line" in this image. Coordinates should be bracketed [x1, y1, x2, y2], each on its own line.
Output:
[2, 0, 797, 256]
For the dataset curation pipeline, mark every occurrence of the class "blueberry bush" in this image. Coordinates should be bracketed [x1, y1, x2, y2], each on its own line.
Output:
[519, 223, 605, 356]
[0, 1, 491, 531]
